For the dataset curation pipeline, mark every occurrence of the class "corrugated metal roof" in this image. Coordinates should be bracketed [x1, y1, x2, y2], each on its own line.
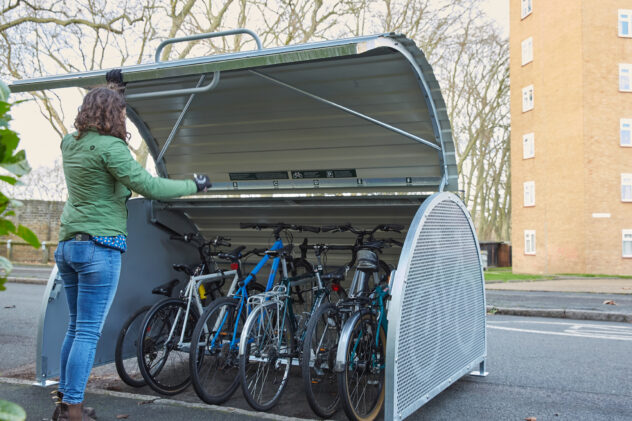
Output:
[10, 32, 458, 194]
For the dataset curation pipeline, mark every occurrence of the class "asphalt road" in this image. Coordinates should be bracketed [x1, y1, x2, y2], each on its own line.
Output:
[1, 283, 631, 420]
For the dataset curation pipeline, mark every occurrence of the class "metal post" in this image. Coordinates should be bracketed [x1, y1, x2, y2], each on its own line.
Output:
[249, 70, 441, 152]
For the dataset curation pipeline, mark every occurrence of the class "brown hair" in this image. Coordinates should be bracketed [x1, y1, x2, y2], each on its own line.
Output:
[74, 86, 127, 141]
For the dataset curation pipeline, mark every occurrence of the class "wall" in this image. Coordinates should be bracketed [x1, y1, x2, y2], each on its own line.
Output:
[0, 200, 64, 263]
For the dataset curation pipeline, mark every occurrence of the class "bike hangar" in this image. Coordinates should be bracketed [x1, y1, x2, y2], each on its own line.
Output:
[10, 30, 487, 420]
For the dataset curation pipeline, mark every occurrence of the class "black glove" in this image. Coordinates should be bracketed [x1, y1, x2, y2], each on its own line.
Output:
[193, 173, 212, 192]
[105, 69, 125, 86]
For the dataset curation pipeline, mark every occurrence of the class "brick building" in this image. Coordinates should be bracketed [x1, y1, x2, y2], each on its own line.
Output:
[510, 0, 632, 275]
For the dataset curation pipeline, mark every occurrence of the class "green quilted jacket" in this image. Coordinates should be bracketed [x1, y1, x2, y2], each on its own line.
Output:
[59, 130, 197, 240]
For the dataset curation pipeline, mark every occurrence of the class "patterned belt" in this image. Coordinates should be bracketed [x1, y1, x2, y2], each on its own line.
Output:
[74, 233, 92, 241]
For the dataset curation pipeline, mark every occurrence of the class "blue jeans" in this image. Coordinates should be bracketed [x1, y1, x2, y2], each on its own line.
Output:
[54, 239, 121, 404]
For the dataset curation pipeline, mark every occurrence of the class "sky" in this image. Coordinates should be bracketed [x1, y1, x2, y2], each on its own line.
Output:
[9, 0, 509, 171]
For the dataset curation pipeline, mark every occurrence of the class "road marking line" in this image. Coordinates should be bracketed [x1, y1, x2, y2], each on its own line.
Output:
[490, 320, 632, 329]
[487, 325, 632, 341]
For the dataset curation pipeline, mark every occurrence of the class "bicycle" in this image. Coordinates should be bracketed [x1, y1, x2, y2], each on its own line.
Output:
[136, 232, 253, 395]
[335, 238, 402, 421]
[301, 224, 403, 419]
[188, 222, 318, 405]
[114, 278, 179, 387]
[238, 240, 353, 411]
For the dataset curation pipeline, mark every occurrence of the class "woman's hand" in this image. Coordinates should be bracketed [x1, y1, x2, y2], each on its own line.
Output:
[193, 174, 212, 192]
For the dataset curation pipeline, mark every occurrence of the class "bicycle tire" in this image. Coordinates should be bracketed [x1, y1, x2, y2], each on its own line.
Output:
[114, 305, 151, 388]
[189, 297, 245, 404]
[239, 302, 295, 411]
[136, 298, 199, 395]
[337, 311, 386, 421]
[301, 302, 342, 418]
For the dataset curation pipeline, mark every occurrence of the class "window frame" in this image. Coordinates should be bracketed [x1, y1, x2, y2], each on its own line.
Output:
[523, 133, 535, 158]
[623, 230, 632, 258]
[620, 64, 632, 92]
[523, 181, 535, 207]
[524, 230, 536, 255]
[622, 173, 632, 202]
[621, 119, 632, 147]
[521, 0, 533, 19]
[521, 37, 533, 65]
[619, 9, 632, 38]
[522, 85, 534, 112]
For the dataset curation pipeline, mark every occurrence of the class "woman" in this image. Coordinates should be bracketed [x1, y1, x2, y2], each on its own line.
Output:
[52, 76, 211, 421]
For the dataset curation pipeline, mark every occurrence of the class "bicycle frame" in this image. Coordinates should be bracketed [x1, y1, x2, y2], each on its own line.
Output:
[209, 238, 286, 351]
[164, 269, 240, 352]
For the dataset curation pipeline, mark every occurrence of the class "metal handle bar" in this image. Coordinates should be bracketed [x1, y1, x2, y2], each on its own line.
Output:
[240, 222, 321, 234]
[154, 28, 263, 62]
[128, 29, 262, 100]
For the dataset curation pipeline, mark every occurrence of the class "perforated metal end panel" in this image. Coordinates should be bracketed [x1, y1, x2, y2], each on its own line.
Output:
[385, 192, 486, 420]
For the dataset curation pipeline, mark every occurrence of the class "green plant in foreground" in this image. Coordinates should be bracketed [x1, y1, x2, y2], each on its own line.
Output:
[0, 80, 41, 291]
[0, 399, 26, 421]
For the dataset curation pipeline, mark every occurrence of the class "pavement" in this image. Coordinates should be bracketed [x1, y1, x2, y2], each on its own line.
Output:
[485, 276, 632, 323]
[0, 377, 309, 421]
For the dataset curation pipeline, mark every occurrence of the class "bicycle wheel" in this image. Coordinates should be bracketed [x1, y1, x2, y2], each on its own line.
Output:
[301, 302, 342, 418]
[137, 298, 199, 395]
[115, 305, 150, 387]
[337, 312, 386, 421]
[239, 302, 294, 411]
[189, 297, 246, 404]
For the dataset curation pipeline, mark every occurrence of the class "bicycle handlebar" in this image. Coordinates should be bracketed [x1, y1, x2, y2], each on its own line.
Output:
[239, 222, 321, 234]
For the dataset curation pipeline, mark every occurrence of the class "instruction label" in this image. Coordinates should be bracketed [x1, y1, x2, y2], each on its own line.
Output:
[291, 169, 357, 179]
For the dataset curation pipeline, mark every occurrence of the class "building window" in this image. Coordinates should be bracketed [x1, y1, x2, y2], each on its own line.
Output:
[521, 37, 533, 65]
[621, 119, 632, 147]
[523, 181, 535, 207]
[623, 174, 632, 201]
[620, 64, 632, 92]
[521, 0, 532, 19]
[522, 85, 534, 112]
[523, 133, 535, 158]
[524, 230, 536, 255]
[624, 230, 632, 258]
[620, 9, 632, 37]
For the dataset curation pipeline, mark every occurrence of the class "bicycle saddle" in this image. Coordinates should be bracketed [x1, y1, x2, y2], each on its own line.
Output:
[356, 249, 379, 272]
[172, 263, 195, 275]
[151, 279, 180, 296]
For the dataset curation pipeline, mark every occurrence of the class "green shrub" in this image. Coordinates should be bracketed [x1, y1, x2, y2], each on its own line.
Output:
[0, 80, 40, 291]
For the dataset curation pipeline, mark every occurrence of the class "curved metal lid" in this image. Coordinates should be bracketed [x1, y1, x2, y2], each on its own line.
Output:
[10, 32, 457, 195]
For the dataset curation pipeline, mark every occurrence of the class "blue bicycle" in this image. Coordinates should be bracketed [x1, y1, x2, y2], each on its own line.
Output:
[188, 222, 318, 404]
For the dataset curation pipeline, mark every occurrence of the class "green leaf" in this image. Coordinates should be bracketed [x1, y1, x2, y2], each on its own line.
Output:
[0, 219, 16, 236]
[0, 153, 31, 176]
[17, 224, 40, 248]
[0, 399, 26, 421]
[0, 128, 19, 159]
[0, 175, 18, 185]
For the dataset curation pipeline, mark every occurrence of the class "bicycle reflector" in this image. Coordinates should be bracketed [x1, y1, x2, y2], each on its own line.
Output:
[230, 262, 239, 270]
[331, 283, 341, 292]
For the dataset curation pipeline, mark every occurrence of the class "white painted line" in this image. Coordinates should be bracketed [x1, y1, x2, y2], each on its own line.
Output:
[488, 325, 632, 341]
[490, 320, 632, 330]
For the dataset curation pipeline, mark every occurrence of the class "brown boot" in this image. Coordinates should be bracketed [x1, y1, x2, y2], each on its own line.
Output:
[58, 402, 97, 421]
[51, 391, 96, 421]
